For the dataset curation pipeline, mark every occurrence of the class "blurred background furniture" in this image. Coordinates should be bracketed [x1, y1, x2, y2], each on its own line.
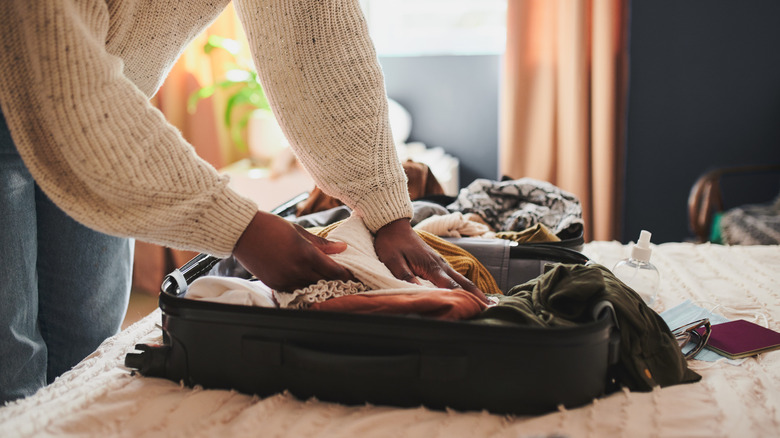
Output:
[688, 164, 780, 243]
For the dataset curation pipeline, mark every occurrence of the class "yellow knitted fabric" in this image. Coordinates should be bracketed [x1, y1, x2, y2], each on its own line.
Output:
[312, 222, 342, 237]
[416, 230, 502, 295]
[314, 221, 502, 295]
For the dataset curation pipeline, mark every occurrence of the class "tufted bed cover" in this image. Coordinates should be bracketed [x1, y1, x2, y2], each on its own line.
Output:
[1, 242, 779, 438]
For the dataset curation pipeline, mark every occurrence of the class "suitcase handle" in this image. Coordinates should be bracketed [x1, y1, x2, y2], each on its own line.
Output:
[284, 344, 418, 378]
[161, 253, 222, 296]
[282, 343, 468, 381]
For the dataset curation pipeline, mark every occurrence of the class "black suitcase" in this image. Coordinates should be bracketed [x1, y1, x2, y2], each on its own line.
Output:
[125, 236, 620, 416]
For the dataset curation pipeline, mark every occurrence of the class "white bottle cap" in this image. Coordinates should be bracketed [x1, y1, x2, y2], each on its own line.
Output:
[630, 230, 653, 262]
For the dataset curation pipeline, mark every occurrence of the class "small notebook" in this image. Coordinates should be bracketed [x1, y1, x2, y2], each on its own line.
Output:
[697, 319, 780, 359]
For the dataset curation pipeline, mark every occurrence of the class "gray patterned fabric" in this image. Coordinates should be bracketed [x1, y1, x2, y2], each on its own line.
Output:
[720, 195, 780, 245]
[447, 178, 583, 235]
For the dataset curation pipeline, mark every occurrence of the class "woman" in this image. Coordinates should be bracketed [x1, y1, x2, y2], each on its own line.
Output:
[0, 0, 483, 403]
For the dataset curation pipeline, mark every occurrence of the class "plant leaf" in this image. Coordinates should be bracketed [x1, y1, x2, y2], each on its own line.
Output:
[231, 112, 253, 151]
[186, 84, 216, 113]
[204, 35, 241, 56]
[224, 88, 255, 126]
[193, 35, 277, 152]
[188, 79, 248, 114]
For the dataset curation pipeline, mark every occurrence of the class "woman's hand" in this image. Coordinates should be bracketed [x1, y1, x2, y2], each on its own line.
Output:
[374, 218, 488, 303]
[233, 211, 354, 292]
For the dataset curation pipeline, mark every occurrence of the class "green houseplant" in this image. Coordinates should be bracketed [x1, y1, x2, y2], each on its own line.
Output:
[187, 35, 274, 152]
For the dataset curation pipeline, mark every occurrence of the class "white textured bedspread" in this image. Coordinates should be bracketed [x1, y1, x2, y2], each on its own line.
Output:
[2, 242, 779, 437]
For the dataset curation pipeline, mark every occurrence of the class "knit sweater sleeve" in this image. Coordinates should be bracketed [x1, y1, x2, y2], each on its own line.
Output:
[0, 1, 258, 257]
[234, 0, 414, 233]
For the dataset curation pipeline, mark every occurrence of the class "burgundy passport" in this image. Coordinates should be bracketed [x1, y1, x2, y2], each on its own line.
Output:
[698, 319, 780, 359]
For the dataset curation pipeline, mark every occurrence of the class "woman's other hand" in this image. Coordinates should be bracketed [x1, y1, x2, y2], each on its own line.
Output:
[374, 218, 488, 303]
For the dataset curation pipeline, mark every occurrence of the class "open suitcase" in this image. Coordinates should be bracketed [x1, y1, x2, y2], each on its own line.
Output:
[125, 231, 620, 415]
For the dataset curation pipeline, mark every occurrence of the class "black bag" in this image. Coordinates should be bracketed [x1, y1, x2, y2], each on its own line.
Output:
[125, 238, 620, 416]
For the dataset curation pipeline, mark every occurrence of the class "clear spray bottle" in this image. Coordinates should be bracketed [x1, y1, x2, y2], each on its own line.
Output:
[612, 230, 660, 306]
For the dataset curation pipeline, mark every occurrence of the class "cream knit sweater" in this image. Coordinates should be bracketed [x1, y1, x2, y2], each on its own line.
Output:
[0, 0, 412, 258]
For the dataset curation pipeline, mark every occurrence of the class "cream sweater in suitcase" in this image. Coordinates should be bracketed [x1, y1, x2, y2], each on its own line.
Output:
[0, 0, 412, 257]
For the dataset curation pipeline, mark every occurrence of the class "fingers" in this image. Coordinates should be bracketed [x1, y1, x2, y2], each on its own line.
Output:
[297, 225, 348, 255]
[415, 258, 488, 303]
[261, 246, 353, 292]
[384, 250, 488, 304]
[383, 259, 423, 286]
[312, 252, 356, 283]
[270, 239, 353, 290]
[442, 266, 488, 303]
[296, 226, 354, 281]
[423, 264, 461, 290]
[233, 212, 354, 292]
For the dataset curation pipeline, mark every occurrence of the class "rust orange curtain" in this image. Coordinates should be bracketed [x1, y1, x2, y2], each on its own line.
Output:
[133, 5, 250, 294]
[499, 0, 629, 242]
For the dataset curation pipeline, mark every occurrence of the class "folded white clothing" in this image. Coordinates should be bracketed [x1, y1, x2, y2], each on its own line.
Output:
[325, 214, 441, 291]
[275, 215, 451, 309]
[187, 276, 276, 307]
[413, 211, 491, 237]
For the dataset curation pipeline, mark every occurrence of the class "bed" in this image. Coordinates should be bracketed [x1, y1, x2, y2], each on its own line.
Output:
[1, 241, 779, 437]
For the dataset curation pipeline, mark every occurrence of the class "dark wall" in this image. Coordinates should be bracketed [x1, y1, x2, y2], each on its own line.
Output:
[624, 0, 780, 243]
[379, 55, 500, 186]
[378, 1, 780, 244]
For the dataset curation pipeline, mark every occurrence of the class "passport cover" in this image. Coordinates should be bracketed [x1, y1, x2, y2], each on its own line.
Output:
[697, 319, 780, 359]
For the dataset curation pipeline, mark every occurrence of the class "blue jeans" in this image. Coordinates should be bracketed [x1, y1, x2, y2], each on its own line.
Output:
[0, 110, 133, 404]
